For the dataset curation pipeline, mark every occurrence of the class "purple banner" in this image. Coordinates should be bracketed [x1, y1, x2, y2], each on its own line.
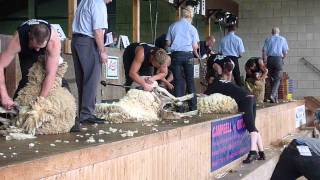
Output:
[211, 115, 251, 171]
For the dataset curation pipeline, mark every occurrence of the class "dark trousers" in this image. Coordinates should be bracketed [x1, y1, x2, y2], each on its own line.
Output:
[271, 140, 320, 180]
[171, 51, 197, 111]
[227, 56, 243, 87]
[238, 96, 258, 133]
[267, 56, 283, 100]
[71, 35, 101, 122]
[205, 81, 258, 133]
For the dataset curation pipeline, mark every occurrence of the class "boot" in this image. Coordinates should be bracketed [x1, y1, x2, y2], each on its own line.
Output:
[243, 151, 258, 164]
[258, 151, 265, 160]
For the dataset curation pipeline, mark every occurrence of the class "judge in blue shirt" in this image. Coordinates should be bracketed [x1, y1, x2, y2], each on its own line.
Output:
[262, 27, 289, 103]
[218, 25, 245, 87]
[166, 6, 200, 112]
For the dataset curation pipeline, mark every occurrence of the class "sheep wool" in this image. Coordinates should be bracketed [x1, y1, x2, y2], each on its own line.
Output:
[14, 60, 76, 135]
[197, 93, 238, 114]
[95, 89, 161, 123]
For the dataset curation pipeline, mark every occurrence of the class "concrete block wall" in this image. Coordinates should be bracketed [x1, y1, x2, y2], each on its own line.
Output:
[232, 0, 320, 99]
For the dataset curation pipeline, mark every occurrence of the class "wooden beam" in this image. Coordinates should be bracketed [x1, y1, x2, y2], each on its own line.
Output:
[28, 0, 35, 19]
[176, 6, 181, 20]
[68, 0, 77, 38]
[206, 18, 211, 37]
[132, 0, 140, 42]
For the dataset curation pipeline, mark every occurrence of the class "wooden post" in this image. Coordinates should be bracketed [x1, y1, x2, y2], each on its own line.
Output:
[206, 18, 211, 37]
[68, 0, 77, 38]
[28, 0, 35, 19]
[176, 6, 181, 20]
[133, 0, 140, 42]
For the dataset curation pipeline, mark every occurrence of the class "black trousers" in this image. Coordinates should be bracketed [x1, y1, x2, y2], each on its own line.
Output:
[71, 34, 101, 122]
[205, 81, 258, 132]
[171, 51, 197, 111]
[227, 56, 243, 87]
[267, 56, 283, 99]
[271, 140, 320, 180]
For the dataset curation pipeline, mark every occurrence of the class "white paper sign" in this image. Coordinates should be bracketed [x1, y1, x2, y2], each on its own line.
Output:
[51, 24, 66, 40]
[104, 32, 114, 46]
[168, 0, 174, 3]
[201, 0, 206, 16]
[105, 56, 119, 79]
[194, 64, 200, 78]
[297, 145, 312, 156]
[295, 105, 306, 128]
[117, 35, 130, 48]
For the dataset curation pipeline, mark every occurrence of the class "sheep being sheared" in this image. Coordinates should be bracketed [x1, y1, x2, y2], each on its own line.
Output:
[95, 86, 196, 123]
[197, 93, 238, 114]
[12, 60, 76, 135]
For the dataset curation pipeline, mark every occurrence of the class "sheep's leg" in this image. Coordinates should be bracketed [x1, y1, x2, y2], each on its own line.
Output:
[180, 110, 198, 117]
[175, 94, 194, 102]
[155, 86, 194, 105]
[0, 117, 10, 125]
[155, 86, 177, 100]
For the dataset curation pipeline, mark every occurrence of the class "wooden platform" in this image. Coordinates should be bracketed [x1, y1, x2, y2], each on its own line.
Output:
[0, 101, 304, 180]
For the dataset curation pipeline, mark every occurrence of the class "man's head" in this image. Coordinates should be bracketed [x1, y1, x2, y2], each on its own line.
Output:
[181, 6, 194, 21]
[272, 27, 280, 35]
[206, 35, 216, 48]
[28, 23, 50, 51]
[227, 25, 236, 32]
[246, 57, 259, 71]
[223, 58, 235, 73]
[105, 0, 112, 4]
[150, 48, 170, 68]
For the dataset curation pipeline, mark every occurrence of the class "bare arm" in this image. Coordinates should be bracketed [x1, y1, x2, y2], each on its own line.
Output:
[257, 59, 268, 80]
[0, 32, 21, 109]
[40, 29, 60, 97]
[150, 64, 167, 82]
[129, 47, 153, 91]
[94, 29, 108, 64]
[262, 49, 267, 63]
[192, 42, 200, 58]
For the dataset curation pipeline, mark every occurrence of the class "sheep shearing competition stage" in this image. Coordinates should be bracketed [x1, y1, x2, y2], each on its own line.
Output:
[0, 100, 304, 180]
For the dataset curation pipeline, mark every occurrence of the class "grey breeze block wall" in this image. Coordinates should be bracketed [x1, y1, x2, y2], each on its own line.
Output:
[232, 0, 320, 99]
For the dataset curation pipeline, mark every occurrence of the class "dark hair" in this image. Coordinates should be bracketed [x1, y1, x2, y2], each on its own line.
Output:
[223, 61, 234, 73]
[245, 57, 259, 68]
[227, 24, 236, 32]
[29, 23, 50, 44]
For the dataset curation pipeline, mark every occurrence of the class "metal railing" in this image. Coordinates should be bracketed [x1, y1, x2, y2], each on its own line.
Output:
[300, 57, 320, 76]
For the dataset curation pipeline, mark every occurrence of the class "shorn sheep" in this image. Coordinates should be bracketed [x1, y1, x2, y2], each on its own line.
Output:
[2, 59, 76, 136]
[95, 85, 197, 123]
[95, 83, 238, 123]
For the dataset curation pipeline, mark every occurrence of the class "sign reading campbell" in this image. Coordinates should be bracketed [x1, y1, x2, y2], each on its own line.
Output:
[211, 115, 251, 171]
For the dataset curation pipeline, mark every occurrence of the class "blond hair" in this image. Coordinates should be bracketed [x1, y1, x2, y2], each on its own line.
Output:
[150, 48, 170, 65]
[272, 27, 280, 35]
[182, 6, 194, 19]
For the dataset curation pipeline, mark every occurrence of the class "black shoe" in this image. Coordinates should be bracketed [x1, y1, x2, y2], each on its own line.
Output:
[243, 151, 258, 164]
[70, 121, 81, 132]
[81, 116, 105, 124]
[270, 96, 276, 103]
[258, 151, 266, 160]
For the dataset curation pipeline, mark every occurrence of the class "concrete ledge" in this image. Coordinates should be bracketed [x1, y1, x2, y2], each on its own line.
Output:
[220, 148, 281, 180]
